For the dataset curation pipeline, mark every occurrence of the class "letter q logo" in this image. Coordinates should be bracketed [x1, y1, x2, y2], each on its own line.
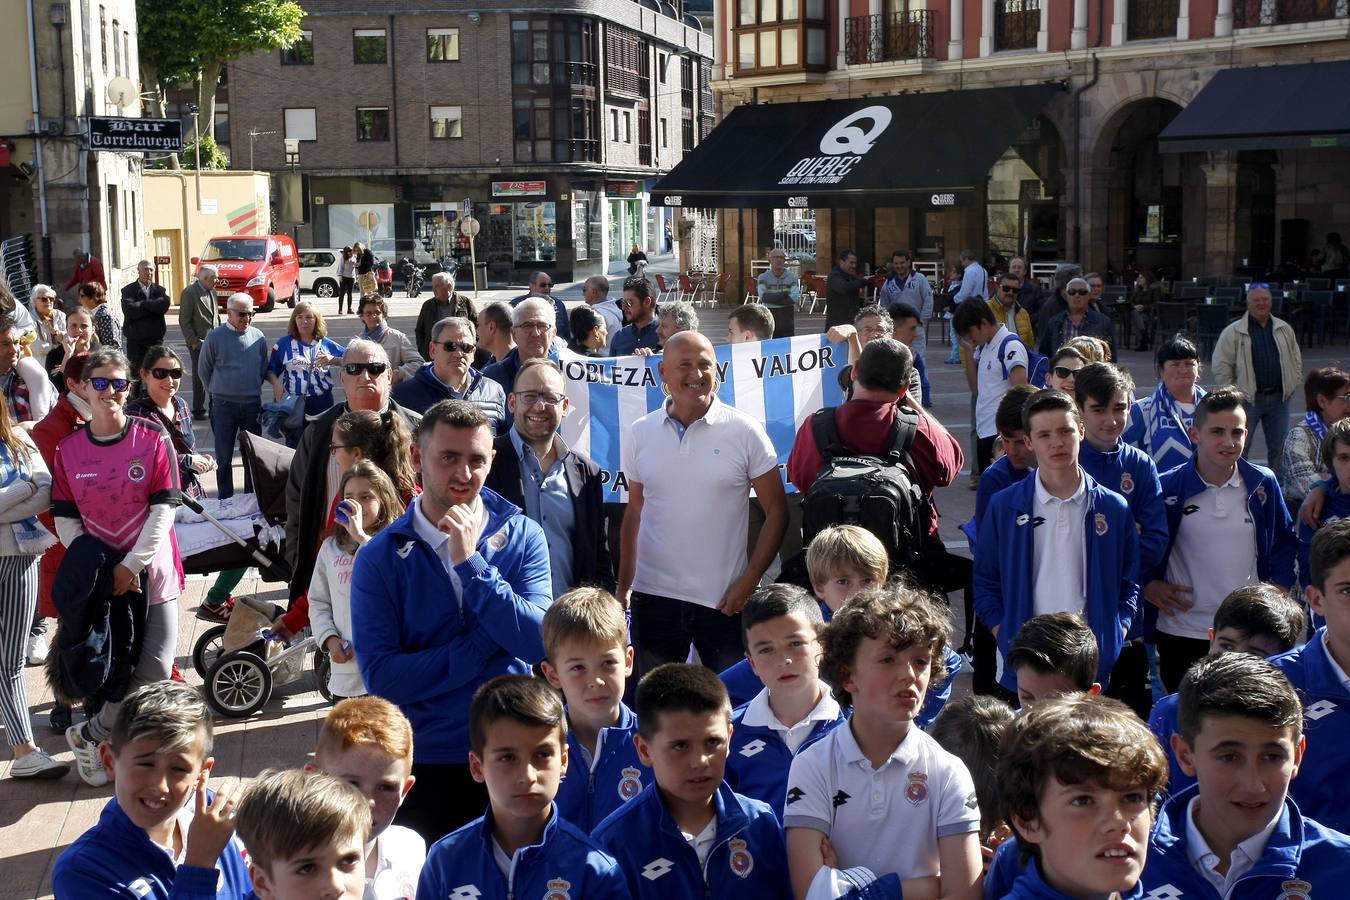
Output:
[819, 106, 893, 156]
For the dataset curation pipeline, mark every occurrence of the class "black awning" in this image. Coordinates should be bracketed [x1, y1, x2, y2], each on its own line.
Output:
[650, 83, 1062, 209]
[1159, 61, 1350, 153]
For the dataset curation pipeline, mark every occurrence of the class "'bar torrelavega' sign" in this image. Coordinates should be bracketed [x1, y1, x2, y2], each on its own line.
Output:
[88, 117, 184, 152]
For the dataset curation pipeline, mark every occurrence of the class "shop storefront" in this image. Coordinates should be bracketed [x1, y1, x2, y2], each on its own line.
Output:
[606, 180, 644, 267]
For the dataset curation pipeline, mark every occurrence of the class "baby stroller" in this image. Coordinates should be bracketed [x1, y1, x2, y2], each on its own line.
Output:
[178, 432, 334, 716]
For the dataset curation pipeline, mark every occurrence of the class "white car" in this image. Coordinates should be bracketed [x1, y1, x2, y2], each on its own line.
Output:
[297, 248, 343, 299]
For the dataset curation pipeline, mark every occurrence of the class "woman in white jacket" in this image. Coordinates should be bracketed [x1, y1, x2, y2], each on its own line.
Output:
[308, 460, 405, 699]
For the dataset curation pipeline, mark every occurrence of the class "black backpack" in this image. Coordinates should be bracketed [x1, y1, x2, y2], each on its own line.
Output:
[801, 406, 930, 571]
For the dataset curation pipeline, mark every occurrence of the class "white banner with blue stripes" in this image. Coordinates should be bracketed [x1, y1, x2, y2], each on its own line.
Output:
[558, 335, 846, 501]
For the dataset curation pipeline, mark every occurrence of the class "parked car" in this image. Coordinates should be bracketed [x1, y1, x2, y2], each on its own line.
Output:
[297, 249, 343, 299]
[197, 235, 301, 313]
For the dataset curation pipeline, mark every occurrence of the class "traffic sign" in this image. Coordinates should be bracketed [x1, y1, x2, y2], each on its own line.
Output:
[460, 216, 480, 238]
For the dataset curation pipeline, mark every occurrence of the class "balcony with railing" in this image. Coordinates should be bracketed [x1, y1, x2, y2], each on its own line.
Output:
[994, 0, 1041, 50]
[1234, 0, 1348, 26]
[1127, 0, 1180, 37]
[843, 10, 935, 64]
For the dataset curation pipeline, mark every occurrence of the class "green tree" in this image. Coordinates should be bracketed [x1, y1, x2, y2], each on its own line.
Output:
[137, 0, 305, 167]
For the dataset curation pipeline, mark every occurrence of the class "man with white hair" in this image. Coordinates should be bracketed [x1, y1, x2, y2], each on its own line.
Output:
[393, 315, 506, 429]
[482, 297, 559, 393]
[120, 258, 170, 371]
[198, 292, 269, 498]
[1037, 275, 1116, 359]
[284, 337, 421, 605]
[583, 275, 623, 354]
[415, 267, 475, 359]
[511, 270, 570, 340]
[179, 264, 219, 419]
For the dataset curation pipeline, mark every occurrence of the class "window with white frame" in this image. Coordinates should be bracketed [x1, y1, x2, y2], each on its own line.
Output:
[354, 29, 388, 64]
[430, 105, 463, 139]
[427, 28, 460, 61]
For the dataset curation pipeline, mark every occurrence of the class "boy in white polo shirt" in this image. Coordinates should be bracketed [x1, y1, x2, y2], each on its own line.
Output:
[1145, 386, 1296, 693]
[783, 583, 982, 900]
[617, 331, 787, 680]
[954, 298, 1029, 479]
[973, 389, 1139, 697]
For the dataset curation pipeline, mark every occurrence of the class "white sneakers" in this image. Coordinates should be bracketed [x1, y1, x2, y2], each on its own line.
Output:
[25, 633, 48, 667]
[11, 749, 69, 780]
[65, 724, 108, 787]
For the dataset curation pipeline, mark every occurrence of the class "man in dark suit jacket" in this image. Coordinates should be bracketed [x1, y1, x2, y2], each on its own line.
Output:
[121, 259, 171, 371]
[484, 357, 613, 596]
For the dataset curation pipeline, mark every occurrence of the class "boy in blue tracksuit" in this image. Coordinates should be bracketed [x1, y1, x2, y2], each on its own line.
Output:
[53, 682, 252, 900]
[725, 585, 845, 819]
[418, 676, 630, 900]
[1142, 653, 1350, 900]
[1297, 418, 1350, 593]
[974, 389, 1139, 694]
[1145, 387, 1296, 694]
[539, 588, 651, 832]
[1270, 518, 1350, 835]
[1147, 584, 1305, 795]
[594, 664, 789, 900]
[351, 399, 554, 841]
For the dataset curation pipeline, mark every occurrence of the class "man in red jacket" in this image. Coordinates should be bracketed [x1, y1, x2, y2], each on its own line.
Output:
[63, 249, 107, 293]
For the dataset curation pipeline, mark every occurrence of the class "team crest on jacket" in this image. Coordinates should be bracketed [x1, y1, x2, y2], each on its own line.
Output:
[905, 772, 929, 805]
[127, 460, 146, 482]
[1279, 879, 1313, 900]
[617, 766, 643, 800]
[1095, 513, 1108, 536]
[543, 877, 572, 900]
[488, 530, 508, 551]
[1257, 484, 1268, 505]
[1119, 472, 1134, 494]
[728, 838, 754, 878]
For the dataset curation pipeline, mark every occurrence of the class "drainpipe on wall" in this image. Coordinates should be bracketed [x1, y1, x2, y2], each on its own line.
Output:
[26, 0, 52, 281]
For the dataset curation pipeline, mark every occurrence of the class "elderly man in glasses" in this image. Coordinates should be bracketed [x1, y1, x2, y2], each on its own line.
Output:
[197, 292, 269, 498]
[284, 337, 422, 609]
[483, 297, 561, 392]
[393, 315, 506, 430]
[486, 358, 613, 598]
[510, 270, 571, 341]
[1037, 275, 1116, 359]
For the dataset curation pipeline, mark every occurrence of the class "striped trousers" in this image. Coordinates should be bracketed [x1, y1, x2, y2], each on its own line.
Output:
[0, 555, 38, 747]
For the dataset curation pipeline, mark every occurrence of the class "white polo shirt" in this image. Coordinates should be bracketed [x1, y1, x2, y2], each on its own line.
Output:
[783, 720, 980, 881]
[741, 683, 842, 754]
[622, 397, 779, 608]
[975, 324, 1027, 438]
[1031, 468, 1088, 616]
[1161, 468, 1258, 639]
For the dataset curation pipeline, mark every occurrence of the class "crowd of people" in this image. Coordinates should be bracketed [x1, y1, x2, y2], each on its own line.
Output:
[2, 252, 1348, 900]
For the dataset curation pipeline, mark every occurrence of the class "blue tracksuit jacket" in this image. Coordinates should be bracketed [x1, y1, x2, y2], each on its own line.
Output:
[1147, 458, 1296, 635]
[1000, 857, 1143, 900]
[1078, 439, 1168, 575]
[960, 455, 1032, 547]
[53, 797, 252, 900]
[1143, 784, 1350, 900]
[351, 489, 553, 763]
[983, 838, 1023, 900]
[592, 780, 790, 900]
[725, 693, 846, 819]
[719, 643, 961, 727]
[1297, 481, 1350, 592]
[555, 702, 650, 833]
[1147, 692, 1195, 796]
[1270, 629, 1350, 834]
[418, 804, 630, 900]
[973, 470, 1139, 691]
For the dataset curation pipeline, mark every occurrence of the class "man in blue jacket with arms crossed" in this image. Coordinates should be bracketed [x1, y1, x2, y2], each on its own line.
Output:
[352, 398, 553, 845]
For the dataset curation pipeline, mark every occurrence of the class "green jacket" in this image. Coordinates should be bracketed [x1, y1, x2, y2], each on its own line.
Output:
[177, 281, 218, 347]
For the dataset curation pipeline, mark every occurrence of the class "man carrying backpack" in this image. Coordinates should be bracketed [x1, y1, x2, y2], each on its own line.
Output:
[787, 338, 964, 593]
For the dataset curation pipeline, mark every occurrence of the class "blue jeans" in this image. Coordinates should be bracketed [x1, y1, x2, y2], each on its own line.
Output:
[210, 397, 261, 499]
[914, 351, 932, 407]
[1243, 393, 1290, 471]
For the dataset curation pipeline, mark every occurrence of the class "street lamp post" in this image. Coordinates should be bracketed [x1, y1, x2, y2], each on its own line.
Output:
[185, 102, 202, 212]
[284, 138, 300, 243]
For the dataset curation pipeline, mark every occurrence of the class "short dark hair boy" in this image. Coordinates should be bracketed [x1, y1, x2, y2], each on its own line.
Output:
[420, 675, 630, 900]
[594, 664, 790, 899]
[1008, 612, 1101, 708]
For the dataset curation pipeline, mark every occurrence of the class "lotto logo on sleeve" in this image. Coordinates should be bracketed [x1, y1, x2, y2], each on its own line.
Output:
[1142, 887, 1183, 900]
[448, 886, 482, 900]
[739, 739, 767, 758]
[728, 839, 754, 878]
[641, 859, 674, 881]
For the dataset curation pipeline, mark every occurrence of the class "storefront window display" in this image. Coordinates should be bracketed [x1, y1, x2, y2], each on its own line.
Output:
[573, 191, 600, 261]
[516, 202, 557, 262]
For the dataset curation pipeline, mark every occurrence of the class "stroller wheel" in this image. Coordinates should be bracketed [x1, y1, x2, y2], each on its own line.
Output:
[205, 650, 274, 718]
[192, 625, 228, 678]
[312, 649, 335, 703]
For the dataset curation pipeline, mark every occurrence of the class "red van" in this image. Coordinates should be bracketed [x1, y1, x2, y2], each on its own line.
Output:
[196, 235, 300, 313]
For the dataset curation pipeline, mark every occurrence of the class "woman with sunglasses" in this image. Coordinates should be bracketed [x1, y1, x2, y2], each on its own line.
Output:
[1045, 346, 1087, 395]
[265, 301, 343, 446]
[126, 346, 215, 502]
[53, 349, 185, 787]
[1122, 335, 1206, 474]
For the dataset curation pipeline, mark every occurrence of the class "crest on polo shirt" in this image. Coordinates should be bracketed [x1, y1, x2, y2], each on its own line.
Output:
[487, 530, 508, 551]
[543, 877, 572, 900]
[728, 838, 754, 878]
[1119, 472, 1134, 494]
[1279, 879, 1313, 900]
[905, 772, 929, 805]
[1095, 513, 1108, 536]
[127, 459, 147, 483]
[617, 766, 643, 801]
